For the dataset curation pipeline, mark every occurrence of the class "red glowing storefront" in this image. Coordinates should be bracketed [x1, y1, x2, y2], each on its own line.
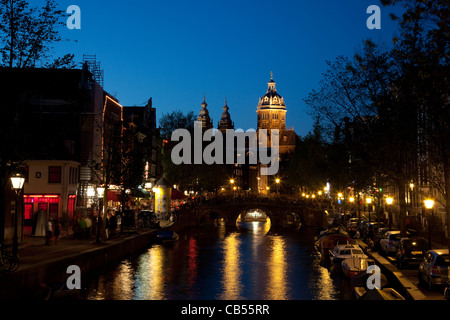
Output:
[23, 194, 77, 224]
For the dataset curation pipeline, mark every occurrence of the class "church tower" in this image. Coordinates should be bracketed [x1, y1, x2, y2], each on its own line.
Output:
[256, 72, 287, 132]
[218, 98, 234, 133]
[197, 94, 213, 131]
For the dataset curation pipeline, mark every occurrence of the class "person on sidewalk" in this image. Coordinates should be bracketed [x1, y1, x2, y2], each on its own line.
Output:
[54, 219, 61, 244]
[45, 220, 53, 245]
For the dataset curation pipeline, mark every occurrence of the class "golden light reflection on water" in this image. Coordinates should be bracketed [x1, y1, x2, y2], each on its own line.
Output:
[218, 232, 242, 300]
[266, 236, 288, 300]
[135, 245, 165, 300]
[309, 258, 337, 300]
[112, 260, 134, 299]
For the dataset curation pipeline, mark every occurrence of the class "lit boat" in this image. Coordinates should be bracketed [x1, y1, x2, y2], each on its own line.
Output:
[315, 227, 349, 256]
[329, 243, 367, 264]
[341, 257, 374, 278]
[156, 230, 179, 242]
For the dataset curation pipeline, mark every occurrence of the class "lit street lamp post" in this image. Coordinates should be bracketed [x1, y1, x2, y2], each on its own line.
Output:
[424, 199, 434, 250]
[367, 197, 372, 222]
[230, 179, 235, 199]
[275, 178, 280, 195]
[10, 174, 25, 258]
[96, 186, 105, 244]
[386, 197, 393, 230]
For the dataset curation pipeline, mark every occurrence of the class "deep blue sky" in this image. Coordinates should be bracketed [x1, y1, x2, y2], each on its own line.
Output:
[55, 0, 404, 137]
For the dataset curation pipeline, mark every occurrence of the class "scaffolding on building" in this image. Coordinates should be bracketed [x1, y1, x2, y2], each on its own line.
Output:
[83, 54, 104, 88]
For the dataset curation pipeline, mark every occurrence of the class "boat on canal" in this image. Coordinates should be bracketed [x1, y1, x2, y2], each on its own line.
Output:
[315, 227, 349, 256]
[329, 242, 367, 264]
[341, 257, 374, 278]
[354, 287, 405, 300]
[156, 230, 179, 242]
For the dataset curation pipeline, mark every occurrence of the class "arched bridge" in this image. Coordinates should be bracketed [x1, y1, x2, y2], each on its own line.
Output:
[173, 196, 327, 230]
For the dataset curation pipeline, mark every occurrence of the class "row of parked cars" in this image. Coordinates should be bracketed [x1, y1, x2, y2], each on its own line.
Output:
[344, 216, 449, 292]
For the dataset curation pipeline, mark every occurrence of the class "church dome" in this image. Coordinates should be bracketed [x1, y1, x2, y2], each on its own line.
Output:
[257, 72, 285, 109]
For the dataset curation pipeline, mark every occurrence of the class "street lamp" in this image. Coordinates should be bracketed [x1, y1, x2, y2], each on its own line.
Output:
[230, 179, 236, 201]
[366, 197, 372, 222]
[96, 186, 105, 243]
[10, 174, 25, 258]
[386, 197, 393, 230]
[275, 178, 280, 195]
[424, 199, 434, 250]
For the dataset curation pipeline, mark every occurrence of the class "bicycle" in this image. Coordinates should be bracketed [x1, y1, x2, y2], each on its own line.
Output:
[0, 244, 20, 272]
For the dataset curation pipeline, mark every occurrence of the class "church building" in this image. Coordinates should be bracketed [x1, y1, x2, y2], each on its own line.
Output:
[195, 73, 297, 194]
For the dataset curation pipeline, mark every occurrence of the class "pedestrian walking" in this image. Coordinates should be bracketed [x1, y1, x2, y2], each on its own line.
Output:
[105, 213, 110, 239]
[46, 220, 53, 245]
[54, 219, 61, 244]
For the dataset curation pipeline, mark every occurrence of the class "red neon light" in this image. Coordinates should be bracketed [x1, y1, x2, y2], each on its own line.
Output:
[24, 195, 59, 198]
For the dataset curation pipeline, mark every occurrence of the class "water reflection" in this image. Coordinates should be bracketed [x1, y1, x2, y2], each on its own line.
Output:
[135, 245, 165, 299]
[113, 260, 134, 300]
[82, 223, 354, 300]
[218, 232, 242, 299]
[266, 236, 287, 300]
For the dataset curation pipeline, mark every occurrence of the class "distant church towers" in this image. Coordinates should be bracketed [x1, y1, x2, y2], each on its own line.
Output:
[218, 98, 234, 133]
[197, 94, 213, 131]
[196, 72, 295, 157]
[197, 95, 234, 133]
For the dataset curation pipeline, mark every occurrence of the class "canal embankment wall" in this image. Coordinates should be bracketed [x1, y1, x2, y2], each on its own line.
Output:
[0, 230, 157, 299]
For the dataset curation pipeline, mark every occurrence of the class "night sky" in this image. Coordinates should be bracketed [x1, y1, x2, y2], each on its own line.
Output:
[55, 0, 404, 137]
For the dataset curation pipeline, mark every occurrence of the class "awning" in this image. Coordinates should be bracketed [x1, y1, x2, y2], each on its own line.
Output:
[107, 190, 122, 202]
[172, 189, 187, 200]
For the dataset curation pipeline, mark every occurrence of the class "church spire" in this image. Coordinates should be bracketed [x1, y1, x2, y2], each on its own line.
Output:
[198, 94, 213, 131]
[268, 71, 276, 92]
[218, 97, 234, 133]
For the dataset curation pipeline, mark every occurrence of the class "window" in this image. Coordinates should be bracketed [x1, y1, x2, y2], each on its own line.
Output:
[48, 166, 62, 183]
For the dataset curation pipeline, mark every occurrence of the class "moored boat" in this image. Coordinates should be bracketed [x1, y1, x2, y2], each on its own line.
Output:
[156, 230, 179, 242]
[315, 227, 349, 256]
[341, 257, 374, 278]
[355, 287, 405, 300]
[329, 242, 367, 264]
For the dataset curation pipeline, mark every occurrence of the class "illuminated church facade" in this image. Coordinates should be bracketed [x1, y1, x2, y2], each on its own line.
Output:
[197, 73, 297, 193]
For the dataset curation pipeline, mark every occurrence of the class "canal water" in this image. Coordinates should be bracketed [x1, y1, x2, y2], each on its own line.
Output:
[80, 221, 355, 300]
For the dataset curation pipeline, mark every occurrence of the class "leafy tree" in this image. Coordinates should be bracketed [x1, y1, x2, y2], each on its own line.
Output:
[0, 0, 74, 68]
[382, 0, 450, 240]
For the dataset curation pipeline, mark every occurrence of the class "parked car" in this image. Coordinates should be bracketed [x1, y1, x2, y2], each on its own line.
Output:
[347, 218, 360, 229]
[363, 222, 385, 241]
[396, 237, 428, 269]
[418, 249, 449, 290]
[379, 230, 402, 256]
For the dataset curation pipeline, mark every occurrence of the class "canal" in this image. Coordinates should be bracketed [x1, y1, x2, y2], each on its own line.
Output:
[80, 221, 355, 300]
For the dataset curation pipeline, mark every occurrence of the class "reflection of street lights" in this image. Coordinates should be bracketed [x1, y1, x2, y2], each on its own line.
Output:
[10, 174, 25, 258]
[366, 197, 372, 222]
[424, 199, 434, 250]
[386, 197, 393, 230]
[96, 186, 105, 244]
